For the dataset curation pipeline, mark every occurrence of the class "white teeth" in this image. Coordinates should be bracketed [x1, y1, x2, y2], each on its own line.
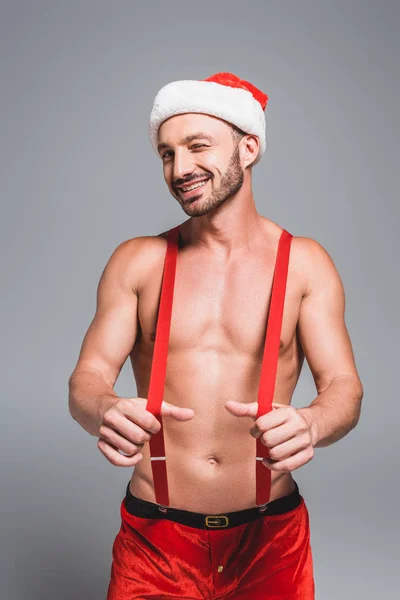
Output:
[181, 179, 208, 192]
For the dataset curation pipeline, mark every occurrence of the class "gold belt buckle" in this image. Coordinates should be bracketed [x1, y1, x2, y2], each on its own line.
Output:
[205, 515, 229, 528]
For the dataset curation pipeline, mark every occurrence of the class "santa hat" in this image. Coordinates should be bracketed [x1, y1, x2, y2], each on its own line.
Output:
[148, 72, 268, 165]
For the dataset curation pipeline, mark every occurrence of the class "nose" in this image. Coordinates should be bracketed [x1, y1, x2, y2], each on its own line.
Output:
[172, 148, 195, 182]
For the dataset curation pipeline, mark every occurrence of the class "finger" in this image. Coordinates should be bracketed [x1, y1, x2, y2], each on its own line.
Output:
[253, 403, 295, 435]
[100, 415, 152, 446]
[252, 421, 296, 445]
[250, 411, 292, 438]
[264, 433, 310, 462]
[263, 446, 314, 472]
[160, 401, 195, 421]
[97, 438, 143, 467]
[116, 398, 162, 435]
[224, 400, 258, 418]
[98, 425, 145, 455]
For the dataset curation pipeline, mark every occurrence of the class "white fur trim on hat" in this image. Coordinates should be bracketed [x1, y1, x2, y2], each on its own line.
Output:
[148, 79, 266, 165]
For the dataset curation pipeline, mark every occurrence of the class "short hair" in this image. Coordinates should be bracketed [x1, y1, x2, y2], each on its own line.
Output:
[229, 123, 247, 144]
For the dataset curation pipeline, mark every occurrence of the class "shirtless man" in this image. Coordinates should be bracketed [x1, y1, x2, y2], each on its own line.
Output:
[68, 72, 363, 599]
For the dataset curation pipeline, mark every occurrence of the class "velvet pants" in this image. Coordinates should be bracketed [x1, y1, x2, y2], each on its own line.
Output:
[106, 485, 315, 599]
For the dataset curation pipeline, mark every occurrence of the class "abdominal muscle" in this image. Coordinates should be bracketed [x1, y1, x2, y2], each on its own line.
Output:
[128, 348, 298, 514]
[129, 449, 296, 514]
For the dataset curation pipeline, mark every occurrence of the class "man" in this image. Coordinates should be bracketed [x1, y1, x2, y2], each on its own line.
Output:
[68, 72, 363, 599]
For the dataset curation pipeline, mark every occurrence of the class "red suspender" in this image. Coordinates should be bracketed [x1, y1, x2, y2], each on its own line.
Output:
[256, 229, 293, 506]
[146, 225, 180, 508]
[146, 225, 293, 509]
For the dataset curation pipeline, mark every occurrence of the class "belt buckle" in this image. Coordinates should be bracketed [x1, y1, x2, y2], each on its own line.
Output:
[205, 515, 229, 528]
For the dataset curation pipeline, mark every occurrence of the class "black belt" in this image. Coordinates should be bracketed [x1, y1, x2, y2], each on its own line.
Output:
[124, 479, 302, 530]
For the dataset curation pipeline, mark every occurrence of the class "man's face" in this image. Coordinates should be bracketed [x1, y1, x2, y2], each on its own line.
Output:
[157, 113, 245, 217]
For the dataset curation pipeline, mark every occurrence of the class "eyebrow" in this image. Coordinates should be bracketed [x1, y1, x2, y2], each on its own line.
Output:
[157, 132, 216, 154]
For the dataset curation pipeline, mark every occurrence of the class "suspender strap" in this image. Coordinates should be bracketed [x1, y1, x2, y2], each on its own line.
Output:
[146, 225, 180, 508]
[146, 225, 292, 509]
[255, 229, 293, 506]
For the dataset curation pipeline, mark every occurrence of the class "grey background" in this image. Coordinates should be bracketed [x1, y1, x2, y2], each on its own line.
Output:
[1, 1, 398, 598]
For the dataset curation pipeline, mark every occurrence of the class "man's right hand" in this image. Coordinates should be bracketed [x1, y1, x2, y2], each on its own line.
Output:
[97, 397, 195, 467]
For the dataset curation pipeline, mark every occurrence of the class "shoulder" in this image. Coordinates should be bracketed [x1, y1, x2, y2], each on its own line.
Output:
[289, 234, 335, 266]
[109, 231, 168, 262]
[100, 230, 171, 295]
[289, 235, 343, 297]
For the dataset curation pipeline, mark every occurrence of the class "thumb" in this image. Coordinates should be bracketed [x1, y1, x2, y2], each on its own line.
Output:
[225, 400, 258, 418]
[160, 400, 195, 421]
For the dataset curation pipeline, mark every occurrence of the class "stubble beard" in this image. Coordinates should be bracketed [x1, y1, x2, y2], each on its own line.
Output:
[176, 144, 244, 217]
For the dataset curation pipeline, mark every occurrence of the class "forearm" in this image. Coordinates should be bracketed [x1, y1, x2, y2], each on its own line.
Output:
[298, 374, 363, 448]
[68, 368, 119, 437]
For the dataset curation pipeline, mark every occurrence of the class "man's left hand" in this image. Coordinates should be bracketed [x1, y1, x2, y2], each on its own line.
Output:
[225, 400, 315, 472]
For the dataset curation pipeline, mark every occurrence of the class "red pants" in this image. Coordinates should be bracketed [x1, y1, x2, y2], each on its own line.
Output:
[107, 487, 315, 599]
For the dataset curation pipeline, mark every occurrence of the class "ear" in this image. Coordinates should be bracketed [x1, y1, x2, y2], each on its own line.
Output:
[241, 134, 260, 169]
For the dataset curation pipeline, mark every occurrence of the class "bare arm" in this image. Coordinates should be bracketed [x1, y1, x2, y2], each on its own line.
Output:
[295, 237, 364, 448]
[68, 234, 195, 470]
[68, 239, 142, 437]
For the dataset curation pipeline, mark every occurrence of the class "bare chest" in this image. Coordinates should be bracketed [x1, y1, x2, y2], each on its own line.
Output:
[135, 247, 303, 360]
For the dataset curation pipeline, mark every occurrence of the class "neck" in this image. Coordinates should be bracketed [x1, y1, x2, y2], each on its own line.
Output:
[181, 177, 267, 256]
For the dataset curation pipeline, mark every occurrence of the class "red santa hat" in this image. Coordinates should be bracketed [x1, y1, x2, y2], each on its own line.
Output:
[148, 72, 268, 165]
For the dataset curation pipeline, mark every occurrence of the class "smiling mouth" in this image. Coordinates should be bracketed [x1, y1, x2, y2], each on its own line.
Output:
[176, 177, 210, 197]
[180, 178, 209, 192]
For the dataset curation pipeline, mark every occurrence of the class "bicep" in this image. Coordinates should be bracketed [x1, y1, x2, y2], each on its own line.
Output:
[72, 241, 140, 387]
[297, 239, 359, 393]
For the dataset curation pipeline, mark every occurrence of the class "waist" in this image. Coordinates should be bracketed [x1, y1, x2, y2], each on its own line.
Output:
[132, 452, 298, 512]
[123, 478, 303, 530]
